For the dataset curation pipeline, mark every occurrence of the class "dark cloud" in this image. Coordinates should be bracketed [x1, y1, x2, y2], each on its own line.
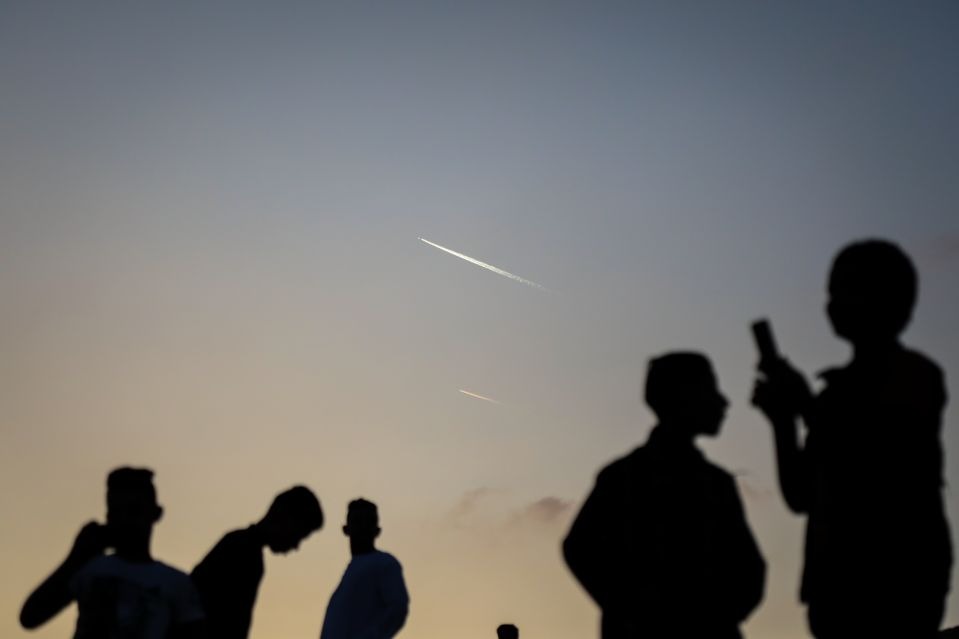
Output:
[448, 487, 497, 526]
[511, 496, 575, 527]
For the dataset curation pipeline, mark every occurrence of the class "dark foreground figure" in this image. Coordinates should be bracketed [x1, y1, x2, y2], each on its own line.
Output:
[191, 485, 323, 639]
[753, 240, 952, 638]
[20, 467, 205, 639]
[564, 352, 765, 639]
[320, 498, 409, 639]
[497, 623, 519, 639]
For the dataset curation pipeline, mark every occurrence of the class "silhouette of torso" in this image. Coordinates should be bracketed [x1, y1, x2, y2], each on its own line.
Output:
[73, 555, 204, 639]
[320, 550, 409, 639]
[191, 526, 264, 639]
[801, 346, 951, 634]
[564, 426, 764, 639]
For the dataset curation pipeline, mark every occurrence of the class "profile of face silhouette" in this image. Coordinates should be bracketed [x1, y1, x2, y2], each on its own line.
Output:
[826, 240, 916, 345]
[263, 486, 323, 554]
[267, 521, 310, 554]
[105, 468, 163, 546]
[644, 352, 728, 437]
[342, 499, 380, 543]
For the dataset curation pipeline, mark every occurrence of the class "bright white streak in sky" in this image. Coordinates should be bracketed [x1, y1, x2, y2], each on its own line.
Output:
[418, 237, 549, 291]
[459, 389, 501, 404]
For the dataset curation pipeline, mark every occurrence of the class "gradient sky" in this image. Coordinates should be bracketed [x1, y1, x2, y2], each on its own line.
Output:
[2, 2, 958, 638]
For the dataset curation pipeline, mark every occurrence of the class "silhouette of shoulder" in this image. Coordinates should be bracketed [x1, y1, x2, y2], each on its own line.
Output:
[78, 555, 192, 583]
[193, 526, 263, 574]
[597, 438, 735, 485]
[819, 347, 945, 399]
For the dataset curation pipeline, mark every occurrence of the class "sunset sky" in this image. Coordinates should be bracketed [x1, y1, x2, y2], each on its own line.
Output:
[2, 2, 958, 638]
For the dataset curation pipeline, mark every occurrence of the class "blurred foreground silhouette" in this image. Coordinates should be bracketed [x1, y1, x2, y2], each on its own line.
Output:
[20, 467, 206, 638]
[564, 352, 765, 639]
[753, 240, 952, 638]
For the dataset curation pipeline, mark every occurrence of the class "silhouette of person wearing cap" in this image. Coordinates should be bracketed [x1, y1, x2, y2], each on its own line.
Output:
[191, 485, 324, 639]
[753, 239, 951, 638]
[564, 352, 765, 639]
[320, 499, 409, 639]
[20, 467, 206, 639]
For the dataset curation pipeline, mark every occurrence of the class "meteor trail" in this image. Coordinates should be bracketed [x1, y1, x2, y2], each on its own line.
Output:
[418, 237, 548, 291]
[459, 389, 501, 404]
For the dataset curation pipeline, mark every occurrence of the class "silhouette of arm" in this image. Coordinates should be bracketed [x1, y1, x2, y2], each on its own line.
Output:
[769, 416, 810, 513]
[20, 521, 107, 629]
[752, 359, 813, 513]
[375, 555, 409, 638]
[563, 468, 615, 607]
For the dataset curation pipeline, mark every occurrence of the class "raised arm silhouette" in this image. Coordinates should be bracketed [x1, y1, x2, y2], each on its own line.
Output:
[20, 467, 206, 639]
[752, 239, 952, 638]
[320, 498, 409, 639]
[564, 352, 765, 639]
[191, 485, 323, 639]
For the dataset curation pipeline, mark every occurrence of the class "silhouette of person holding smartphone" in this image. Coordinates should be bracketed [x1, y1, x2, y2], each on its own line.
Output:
[564, 352, 765, 639]
[320, 499, 409, 639]
[20, 467, 206, 639]
[191, 485, 323, 639]
[753, 240, 951, 638]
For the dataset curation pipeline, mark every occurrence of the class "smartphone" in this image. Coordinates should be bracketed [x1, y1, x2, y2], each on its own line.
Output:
[751, 318, 779, 363]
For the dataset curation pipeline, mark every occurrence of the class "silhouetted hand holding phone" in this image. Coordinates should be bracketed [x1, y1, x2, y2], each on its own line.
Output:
[752, 358, 813, 424]
[749, 241, 952, 637]
[750, 320, 813, 424]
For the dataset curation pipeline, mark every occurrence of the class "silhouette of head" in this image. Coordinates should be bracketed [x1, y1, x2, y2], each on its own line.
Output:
[827, 239, 917, 345]
[645, 352, 728, 437]
[343, 498, 380, 544]
[106, 467, 163, 545]
[261, 486, 323, 554]
[497, 624, 519, 639]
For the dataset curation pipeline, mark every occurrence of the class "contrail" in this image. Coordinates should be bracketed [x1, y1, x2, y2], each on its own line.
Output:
[418, 237, 548, 291]
[459, 389, 501, 404]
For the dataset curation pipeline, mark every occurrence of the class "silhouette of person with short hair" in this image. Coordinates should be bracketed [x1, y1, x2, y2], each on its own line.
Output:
[320, 499, 409, 639]
[20, 467, 206, 638]
[564, 352, 765, 639]
[753, 239, 952, 638]
[497, 622, 519, 639]
[191, 485, 323, 639]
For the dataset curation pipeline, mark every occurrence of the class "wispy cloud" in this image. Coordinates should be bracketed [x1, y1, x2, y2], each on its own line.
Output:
[419, 237, 549, 291]
[448, 487, 498, 526]
[459, 389, 501, 404]
[509, 497, 576, 527]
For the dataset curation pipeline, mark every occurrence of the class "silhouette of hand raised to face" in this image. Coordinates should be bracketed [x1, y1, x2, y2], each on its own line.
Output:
[69, 521, 110, 562]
